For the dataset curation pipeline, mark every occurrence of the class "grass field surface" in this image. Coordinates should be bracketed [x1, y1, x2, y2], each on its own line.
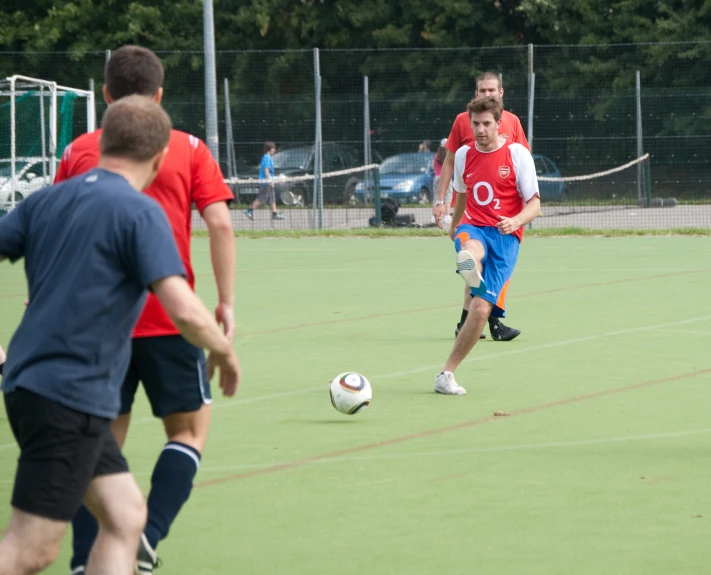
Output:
[1, 236, 710, 574]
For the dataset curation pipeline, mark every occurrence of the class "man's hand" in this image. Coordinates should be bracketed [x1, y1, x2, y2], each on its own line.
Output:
[215, 302, 235, 340]
[433, 203, 447, 229]
[207, 349, 241, 398]
[496, 215, 521, 235]
[0, 344, 6, 365]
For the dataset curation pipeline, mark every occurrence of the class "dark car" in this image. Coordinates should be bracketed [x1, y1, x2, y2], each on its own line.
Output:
[235, 143, 378, 206]
[533, 153, 568, 201]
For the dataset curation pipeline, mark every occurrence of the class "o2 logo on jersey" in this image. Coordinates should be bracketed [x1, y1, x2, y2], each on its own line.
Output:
[498, 166, 510, 178]
[472, 181, 501, 210]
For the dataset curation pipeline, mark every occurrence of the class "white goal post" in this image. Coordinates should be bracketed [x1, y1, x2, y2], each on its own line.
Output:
[0, 75, 96, 211]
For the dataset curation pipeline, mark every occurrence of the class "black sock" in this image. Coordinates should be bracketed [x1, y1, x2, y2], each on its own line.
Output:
[0, 362, 3, 376]
[459, 309, 468, 326]
[489, 315, 499, 327]
[144, 442, 201, 549]
[71, 505, 98, 569]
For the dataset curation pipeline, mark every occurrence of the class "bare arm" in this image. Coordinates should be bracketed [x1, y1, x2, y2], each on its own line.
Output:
[202, 201, 236, 339]
[437, 151, 455, 203]
[496, 196, 541, 235]
[151, 275, 240, 396]
[433, 150, 455, 226]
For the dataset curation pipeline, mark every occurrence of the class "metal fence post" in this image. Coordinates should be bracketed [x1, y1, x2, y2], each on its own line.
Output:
[527, 72, 535, 149]
[374, 167, 381, 226]
[635, 70, 645, 205]
[312, 48, 323, 229]
[363, 76, 373, 203]
[203, 0, 219, 161]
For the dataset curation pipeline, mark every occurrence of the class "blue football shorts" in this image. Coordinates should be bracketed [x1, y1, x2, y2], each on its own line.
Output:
[453, 224, 520, 316]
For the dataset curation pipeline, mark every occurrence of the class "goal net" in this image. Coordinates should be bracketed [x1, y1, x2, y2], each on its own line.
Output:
[0, 75, 95, 212]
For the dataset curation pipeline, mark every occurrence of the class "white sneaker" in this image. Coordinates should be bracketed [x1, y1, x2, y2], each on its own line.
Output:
[456, 250, 487, 296]
[435, 371, 467, 395]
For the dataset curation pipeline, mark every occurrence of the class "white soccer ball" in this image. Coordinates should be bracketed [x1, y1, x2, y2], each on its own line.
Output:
[329, 372, 372, 415]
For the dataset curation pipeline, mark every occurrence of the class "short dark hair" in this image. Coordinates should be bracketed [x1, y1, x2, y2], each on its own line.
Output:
[466, 97, 503, 122]
[100, 95, 172, 162]
[105, 46, 164, 100]
[263, 141, 276, 153]
[476, 71, 502, 90]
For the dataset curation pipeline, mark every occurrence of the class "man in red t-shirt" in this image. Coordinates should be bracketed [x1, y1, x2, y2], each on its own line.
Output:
[433, 72, 528, 343]
[435, 98, 540, 395]
[55, 46, 235, 574]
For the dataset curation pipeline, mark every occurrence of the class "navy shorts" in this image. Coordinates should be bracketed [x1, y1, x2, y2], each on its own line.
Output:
[121, 336, 212, 418]
[454, 224, 520, 317]
[4, 388, 128, 521]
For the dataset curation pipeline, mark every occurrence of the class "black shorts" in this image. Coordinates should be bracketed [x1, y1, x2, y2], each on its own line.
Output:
[121, 335, 211, 418]
[4, 388, 128, 522]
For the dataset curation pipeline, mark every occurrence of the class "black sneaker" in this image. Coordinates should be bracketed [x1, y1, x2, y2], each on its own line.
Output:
[243, 209, 254, 220]
[136, 533, 161, 574]
[70, 567, 85, 575]
[489, 319, 521, 342]
[272, 212, 284, 220]
[455, 323, 486, 339]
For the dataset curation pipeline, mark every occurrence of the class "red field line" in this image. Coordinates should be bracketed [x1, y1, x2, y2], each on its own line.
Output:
[194, 367, 711, 489]
[238, 267, 711, 337]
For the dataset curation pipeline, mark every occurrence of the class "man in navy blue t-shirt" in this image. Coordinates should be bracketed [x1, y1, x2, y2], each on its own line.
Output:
[0, 96, 240, 575]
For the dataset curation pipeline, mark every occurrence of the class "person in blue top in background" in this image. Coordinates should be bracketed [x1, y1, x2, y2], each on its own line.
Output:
[0, 95, 240, 575]
[243, 141, 284, 221]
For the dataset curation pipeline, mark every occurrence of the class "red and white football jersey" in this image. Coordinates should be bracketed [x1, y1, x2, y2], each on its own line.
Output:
[55, 129, 234, 338]
[453, 140, 539, 243]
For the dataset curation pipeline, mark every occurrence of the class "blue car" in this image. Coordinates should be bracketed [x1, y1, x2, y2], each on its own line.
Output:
[533, 153, 569, 201]
[355, 152, 434, 205]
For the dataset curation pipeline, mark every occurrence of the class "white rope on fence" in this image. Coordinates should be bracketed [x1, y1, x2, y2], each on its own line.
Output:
[537, 153, 649, 182]
[224, 163, 380, 185]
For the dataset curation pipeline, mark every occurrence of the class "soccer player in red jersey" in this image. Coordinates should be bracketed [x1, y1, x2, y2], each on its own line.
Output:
[54, 46, 236, 574]
[434, 98, 540, 395]
[433, 72, 529, 343]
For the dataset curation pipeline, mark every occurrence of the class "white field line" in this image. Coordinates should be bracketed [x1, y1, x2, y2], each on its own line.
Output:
[1, 314, 710, 452]
[230, 268, 708, 273]
[3, 427, 705, 485]
[659, 329, 711, 336]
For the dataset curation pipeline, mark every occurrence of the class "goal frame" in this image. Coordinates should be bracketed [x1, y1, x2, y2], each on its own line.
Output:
[0, 75, 96, 209]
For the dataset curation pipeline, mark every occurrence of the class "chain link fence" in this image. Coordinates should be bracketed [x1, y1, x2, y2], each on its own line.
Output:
[1, 43, 709, 230]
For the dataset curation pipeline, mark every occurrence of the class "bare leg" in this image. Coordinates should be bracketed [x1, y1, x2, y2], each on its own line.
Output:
[251, 199, 261, 210]
[270, 201, 278, 214]
[162, 403, 211, 453]
[446, 238, 491, 372]
[0, 508, 66, 575]
[84, 473, 146, 575]
[462, 284, 473, 310]
[444, 297, 494, 373]
[110, 413, 132, 449]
